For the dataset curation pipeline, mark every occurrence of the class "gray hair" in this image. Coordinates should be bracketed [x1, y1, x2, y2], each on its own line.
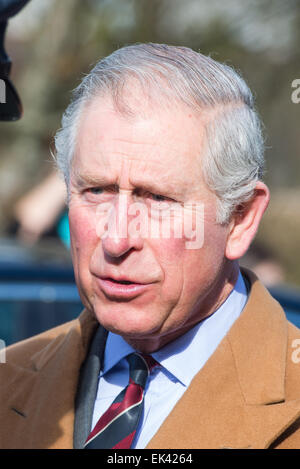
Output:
[54, 43, 265, 224]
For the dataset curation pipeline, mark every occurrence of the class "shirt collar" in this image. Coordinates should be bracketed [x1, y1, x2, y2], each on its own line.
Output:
[101, 270, 248, 386]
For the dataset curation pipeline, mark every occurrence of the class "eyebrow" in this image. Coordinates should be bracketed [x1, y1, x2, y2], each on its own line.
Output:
[71, 172, 113, 188]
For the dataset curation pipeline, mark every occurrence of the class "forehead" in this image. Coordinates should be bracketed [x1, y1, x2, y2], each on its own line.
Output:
[72, 94, 208, 194]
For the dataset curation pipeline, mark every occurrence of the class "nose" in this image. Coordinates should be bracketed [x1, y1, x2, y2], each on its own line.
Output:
[101, 193, 144, 258]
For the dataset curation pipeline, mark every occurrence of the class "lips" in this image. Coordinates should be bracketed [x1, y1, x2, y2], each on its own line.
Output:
[96, 276, 152, 300]
[102, 277, 143, 285]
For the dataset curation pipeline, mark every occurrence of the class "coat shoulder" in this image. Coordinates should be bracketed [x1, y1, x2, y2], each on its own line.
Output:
[2, 317, 80, 369]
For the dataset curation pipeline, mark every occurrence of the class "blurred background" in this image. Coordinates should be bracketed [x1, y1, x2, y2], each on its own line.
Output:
[0, 0, 299, 346]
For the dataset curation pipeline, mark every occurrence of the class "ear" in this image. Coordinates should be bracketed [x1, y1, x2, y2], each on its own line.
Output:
[225, 182, 270, 260]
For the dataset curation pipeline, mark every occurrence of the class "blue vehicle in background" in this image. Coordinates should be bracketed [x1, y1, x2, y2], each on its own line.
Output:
[0, 238, 82, 345]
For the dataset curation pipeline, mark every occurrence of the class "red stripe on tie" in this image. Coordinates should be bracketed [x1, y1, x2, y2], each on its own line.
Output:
[113, 431, 136, 449]
[141, 354, 158, 372]
[85, 383, 144, 444]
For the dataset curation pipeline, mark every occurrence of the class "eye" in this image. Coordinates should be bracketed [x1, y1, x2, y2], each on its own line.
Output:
[147, 193, 177, 213]
[84, 187, 105, 199]
[88, 187, 104, 195]
[149, 193, 169, 202]
[83, 185, 117, 203]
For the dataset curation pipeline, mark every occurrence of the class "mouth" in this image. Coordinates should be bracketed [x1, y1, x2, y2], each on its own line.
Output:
[109, 278, 137, 284]
[96, 276, 151, 299]
[102, 277, 143, 285]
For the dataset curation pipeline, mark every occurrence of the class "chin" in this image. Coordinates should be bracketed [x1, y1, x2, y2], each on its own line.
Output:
[92, 301, 163, 339]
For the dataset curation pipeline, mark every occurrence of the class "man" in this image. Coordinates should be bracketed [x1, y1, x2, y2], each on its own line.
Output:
[1, 43, 300, 449]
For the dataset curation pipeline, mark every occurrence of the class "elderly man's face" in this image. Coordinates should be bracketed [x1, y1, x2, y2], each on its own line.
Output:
[68, 94, 235, 352]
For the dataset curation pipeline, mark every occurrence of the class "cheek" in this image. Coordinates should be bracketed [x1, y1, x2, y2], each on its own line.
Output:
[184, 223, 228, 290]
[150, 237, 186, 295]
[153, 237, 185, 264]
[68, 206, 98, 267]
[158, 221, 228, 299]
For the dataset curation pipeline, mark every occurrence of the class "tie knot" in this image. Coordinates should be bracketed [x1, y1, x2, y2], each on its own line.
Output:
[127, 353, 158, 388]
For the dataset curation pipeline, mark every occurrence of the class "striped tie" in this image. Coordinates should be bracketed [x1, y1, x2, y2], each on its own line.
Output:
[84, 353, 158, 449]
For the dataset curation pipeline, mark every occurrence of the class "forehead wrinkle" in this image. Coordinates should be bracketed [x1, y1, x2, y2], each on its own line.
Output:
[109, 141, 171, 165]
[112, 137, 158, 146]
[110, 135, 189, 157]
[128, 164, 192, 199]
[70, 157, 116, 186]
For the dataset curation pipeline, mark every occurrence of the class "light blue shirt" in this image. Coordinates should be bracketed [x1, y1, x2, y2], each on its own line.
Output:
[91, 270, 248, 448]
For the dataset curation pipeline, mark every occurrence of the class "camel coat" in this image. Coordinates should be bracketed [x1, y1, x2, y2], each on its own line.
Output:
[0, 270, 300, 449]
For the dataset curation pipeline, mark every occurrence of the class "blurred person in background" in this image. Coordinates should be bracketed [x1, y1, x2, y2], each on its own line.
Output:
[0, 43, 300, 450]
[12, 170, 68, 246]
